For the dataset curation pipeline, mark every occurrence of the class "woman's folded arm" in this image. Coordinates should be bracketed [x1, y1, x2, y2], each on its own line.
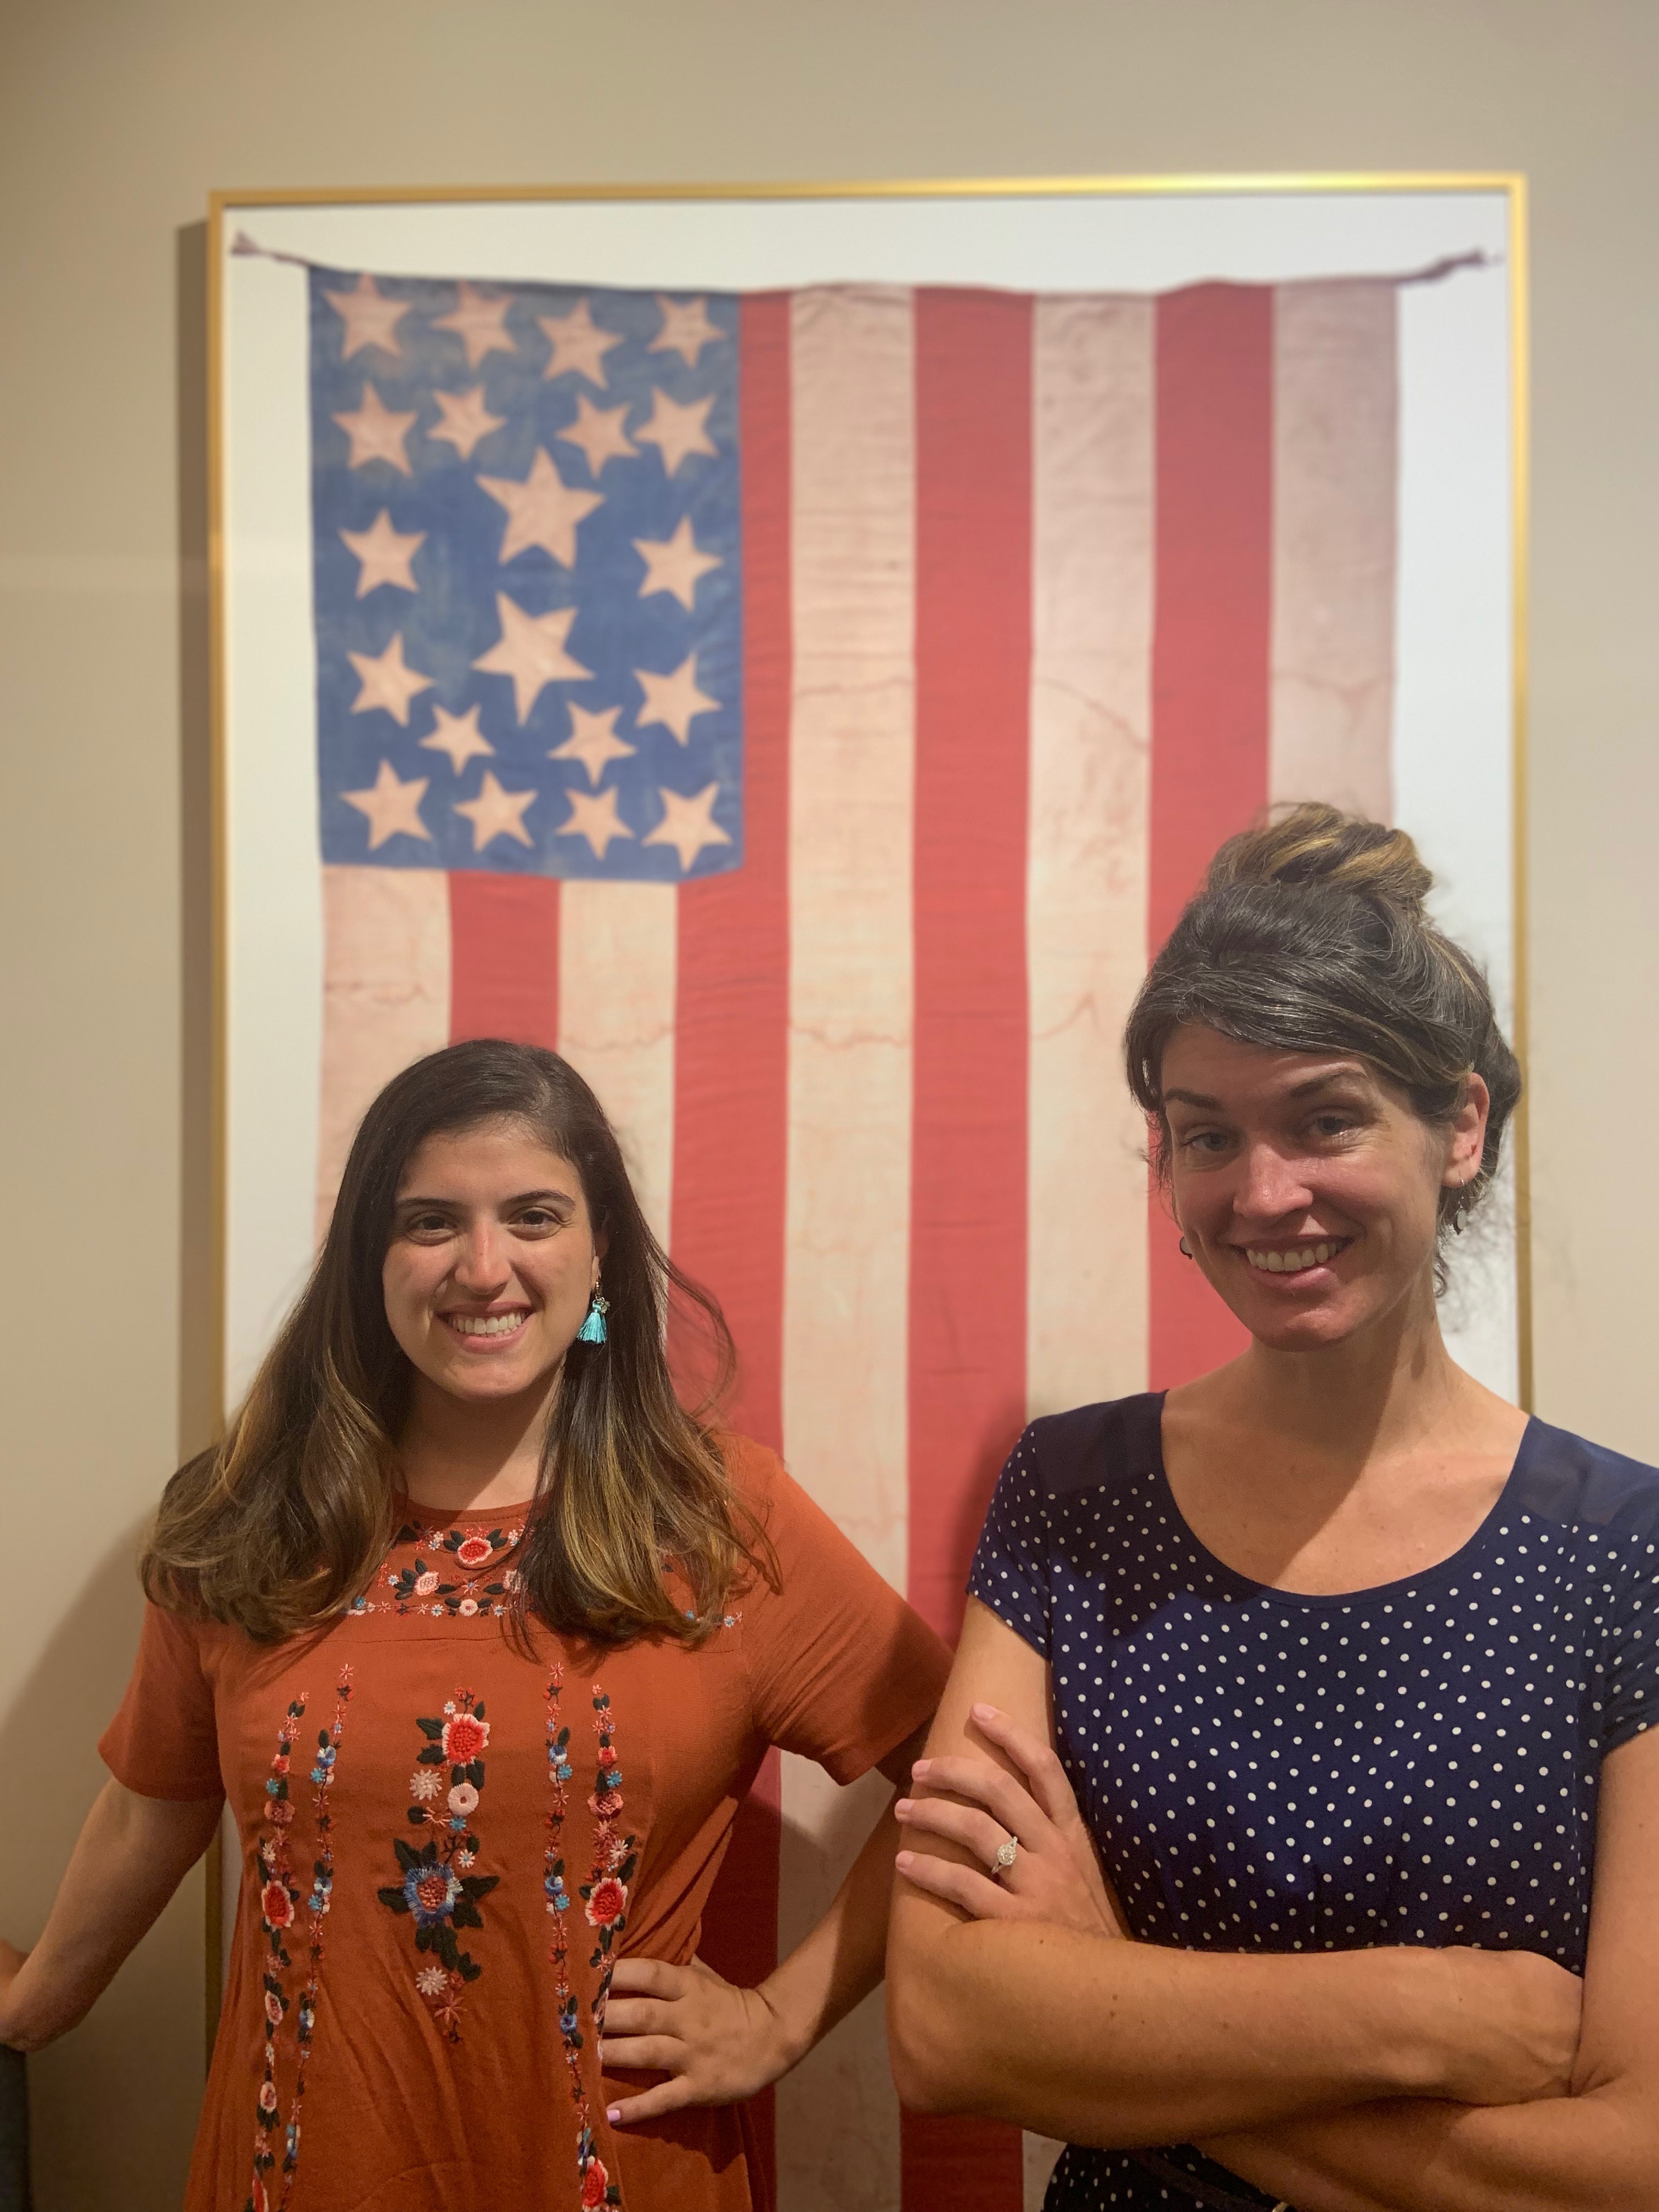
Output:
[887, 1601, 1581, 2149]
[1195, 1728, 1659, 2212]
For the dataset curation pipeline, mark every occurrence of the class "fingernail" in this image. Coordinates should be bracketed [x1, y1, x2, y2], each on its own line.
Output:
[607, 2107, 622, 2125]
[971, 1702, 998, 1721]
[911, 1758, 930, 1776]
[894, 1798, 913, 1818]
[895, 1850, 914, 1869]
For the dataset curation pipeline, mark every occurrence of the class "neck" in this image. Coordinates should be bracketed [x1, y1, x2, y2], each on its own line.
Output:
[396, 1368, 560, 1515]
[1222, 1273, 1474, 1466]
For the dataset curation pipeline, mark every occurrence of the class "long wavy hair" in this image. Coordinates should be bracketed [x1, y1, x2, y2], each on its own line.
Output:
[143, 1040, 770, 1646]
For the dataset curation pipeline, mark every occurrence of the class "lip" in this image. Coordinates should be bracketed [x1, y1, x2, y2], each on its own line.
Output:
[1229, 1237, 1356, 1286]
[437, 1307, 533, 1350]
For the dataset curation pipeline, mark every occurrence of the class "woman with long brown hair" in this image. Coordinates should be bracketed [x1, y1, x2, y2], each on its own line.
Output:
[0, 1040, 949, 2211]
[887, 806, 1659, 2210]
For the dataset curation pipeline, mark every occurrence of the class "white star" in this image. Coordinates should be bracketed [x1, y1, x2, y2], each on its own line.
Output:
[453, 769, 538, 853]
[347, 633, 434, 724]
[633, 389, 718, 476]
[472, 593, 591, 723]
[634, 516, 722, 610]
[649, 295, 724, 368]
[549, 704, 636, 787]
[427, 385, 505, 462]
[432, 281, 516, 367]
[338, 510, 424, 596]
[554, 394, 639, 476]
[634, 653, 719, 744]
[556, 784, 633, 861]
[538, 299, 623, 388]
[341, 759, 431, 849]
[333, 385, 417, 473]
[478, 448, 603, 568]
[419, 704, 494, 774]
[322, 273, 409, 360]
[644, 781, 732, 872]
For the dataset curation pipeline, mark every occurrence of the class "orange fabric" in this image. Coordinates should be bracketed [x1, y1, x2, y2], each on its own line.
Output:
[100, 1437, 947, 2212]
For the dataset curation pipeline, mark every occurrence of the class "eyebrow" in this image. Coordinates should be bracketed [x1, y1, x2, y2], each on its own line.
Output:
[394, 1187, 577, 1210]
[1164, 1068, 1371, 1113]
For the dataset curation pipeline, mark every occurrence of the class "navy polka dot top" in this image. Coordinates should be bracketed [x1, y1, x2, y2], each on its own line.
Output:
[967, 1393, 1659, 2212]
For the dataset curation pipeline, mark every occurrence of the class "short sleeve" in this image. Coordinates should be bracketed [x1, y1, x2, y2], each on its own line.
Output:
[1602, 1522, 1659, 1752]
[966, 1427, 1051, 1658]
[729, 1439, 951, 1785]
[98, 1600, 225, 1802]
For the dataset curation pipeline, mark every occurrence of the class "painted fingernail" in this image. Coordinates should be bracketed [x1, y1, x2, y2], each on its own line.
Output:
[607, 2107, 622, 2124]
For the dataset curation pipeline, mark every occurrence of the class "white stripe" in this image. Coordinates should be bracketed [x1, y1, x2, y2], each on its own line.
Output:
[776, 282, 916, 2212]
[314, 865, 451, 1248]
[1024, 2132, 1066, 2210]
[556, 881, 678, 1252]
[775, 1759, 901, 2212]
[1026, 296, 1155, 1417]
[1269, 281, 1397, 822]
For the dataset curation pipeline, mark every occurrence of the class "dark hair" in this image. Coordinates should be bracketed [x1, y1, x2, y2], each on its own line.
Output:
[1124, 804, 1520, 1252]
[143, 1040, 770, 1645]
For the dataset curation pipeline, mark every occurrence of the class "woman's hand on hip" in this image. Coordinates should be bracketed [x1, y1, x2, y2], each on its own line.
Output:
[894, 1701, 1126, 1938]
[601, 1955, 798, 2124]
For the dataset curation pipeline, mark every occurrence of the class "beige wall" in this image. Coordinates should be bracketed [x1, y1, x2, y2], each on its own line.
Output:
[2, 1, 1655, 2200]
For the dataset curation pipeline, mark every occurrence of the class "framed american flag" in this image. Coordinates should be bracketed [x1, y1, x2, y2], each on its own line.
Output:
[206, 174, 1527, 2212]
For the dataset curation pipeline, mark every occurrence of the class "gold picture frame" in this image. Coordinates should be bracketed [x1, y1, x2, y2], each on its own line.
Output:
[200, 171, 1529, 2052]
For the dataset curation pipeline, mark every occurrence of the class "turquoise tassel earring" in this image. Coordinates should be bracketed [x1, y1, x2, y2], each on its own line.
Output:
[577, 1292, 609, 1345]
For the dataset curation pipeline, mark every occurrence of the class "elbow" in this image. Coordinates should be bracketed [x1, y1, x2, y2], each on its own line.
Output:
[884, 1950, 980, 2118]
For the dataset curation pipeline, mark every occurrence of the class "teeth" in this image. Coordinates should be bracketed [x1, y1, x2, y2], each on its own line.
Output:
[448, 1312, 526, 1336]
[1245, 1243, 1339, 1274]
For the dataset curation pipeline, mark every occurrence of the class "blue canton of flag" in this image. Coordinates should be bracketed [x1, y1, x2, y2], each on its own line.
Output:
[310, 268, 742, 880]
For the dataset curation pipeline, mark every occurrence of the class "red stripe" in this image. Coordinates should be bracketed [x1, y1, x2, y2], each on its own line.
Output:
[904, 286, 1032, 2212]
[447, 872, 560, 1046]
[670, 291, 792, 2206]
[1147, 283, 1272, 1388]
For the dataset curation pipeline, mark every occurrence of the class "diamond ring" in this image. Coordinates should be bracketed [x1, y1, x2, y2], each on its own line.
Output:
[993, 1836, 1018, 1874]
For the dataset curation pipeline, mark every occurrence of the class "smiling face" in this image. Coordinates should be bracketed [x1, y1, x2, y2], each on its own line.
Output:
[1160, 1025, 1488, 1354]
[381, 1118, 602, 1409]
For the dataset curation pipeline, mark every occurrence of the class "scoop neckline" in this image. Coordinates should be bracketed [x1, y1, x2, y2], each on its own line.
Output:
[1146, 1389, 1540, 1610]
[393, 1491, 539, 1530]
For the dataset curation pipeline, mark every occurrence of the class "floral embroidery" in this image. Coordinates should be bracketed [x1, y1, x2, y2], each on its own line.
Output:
[378, 1687, 499, 2039]
[544, 1671, 630, 2209]
[246, 1668, 352, 2212]
[347, 1519, 523, 1620]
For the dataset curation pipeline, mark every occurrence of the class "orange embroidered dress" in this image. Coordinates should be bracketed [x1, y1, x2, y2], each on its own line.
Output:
[100, 1438, 949, 2212]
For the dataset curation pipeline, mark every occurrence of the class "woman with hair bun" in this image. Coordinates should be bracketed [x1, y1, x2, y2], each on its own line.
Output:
[888, 806, 1659, 2210]
[0, 1040, 950, 2210]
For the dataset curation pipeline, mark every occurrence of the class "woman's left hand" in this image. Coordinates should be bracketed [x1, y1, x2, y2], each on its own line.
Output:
[895, 1701, 1127, 1938]
[601, 1955, 799, 2125]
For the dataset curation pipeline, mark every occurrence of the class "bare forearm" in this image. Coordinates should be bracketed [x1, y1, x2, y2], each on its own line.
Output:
[1203, 2087, 1658, 2212]
[890, 1921, 1489, 2146]
[755, 1792, 901, 2065]
[1, 1780, 220, 2051]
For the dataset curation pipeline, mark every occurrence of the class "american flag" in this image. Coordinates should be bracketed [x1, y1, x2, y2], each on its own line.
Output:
[309, 265, 1408, 2211]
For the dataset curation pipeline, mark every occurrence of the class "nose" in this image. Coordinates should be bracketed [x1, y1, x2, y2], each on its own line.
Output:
[1233, 1139, 1313, 1226]
[450, 1221, 510, 1296]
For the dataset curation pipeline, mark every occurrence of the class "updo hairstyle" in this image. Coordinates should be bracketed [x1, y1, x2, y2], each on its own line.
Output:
[1124, 804, 1520, 1250]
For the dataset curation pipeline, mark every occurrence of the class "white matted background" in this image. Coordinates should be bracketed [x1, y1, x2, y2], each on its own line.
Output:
[215, 182, 1519, 2204]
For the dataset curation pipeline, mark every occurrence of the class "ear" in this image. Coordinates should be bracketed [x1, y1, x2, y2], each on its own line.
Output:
[1443, 1073, 1491, 1192]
